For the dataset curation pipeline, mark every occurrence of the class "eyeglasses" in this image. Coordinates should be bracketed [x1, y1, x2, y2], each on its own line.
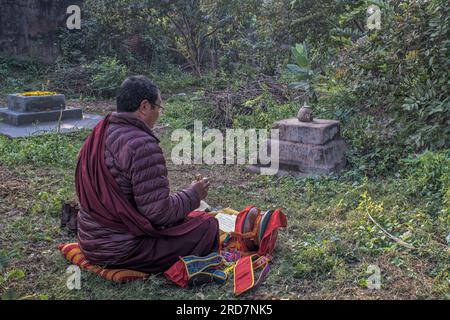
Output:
[151, 102, 164, 110]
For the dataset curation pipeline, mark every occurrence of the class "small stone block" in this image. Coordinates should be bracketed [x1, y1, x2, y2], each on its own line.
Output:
[7, 94, 66, 112]
[272, 118, 340, 145]
[267, 138, 347, 170]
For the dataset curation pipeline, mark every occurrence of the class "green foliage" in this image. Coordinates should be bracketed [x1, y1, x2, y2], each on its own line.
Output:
[31, 187, 72, 217]
[0, 57, 50, 95]
[0, 0, 449, 300]
[154, 66, 199, 93]
[287, 43, 315, 97]
[233, 98, 297, 130]
[159, 97, 215, 130]
[402, 150, 450, 214]
[69, 0, 169, 69]
[291, 43, 310, 69]
[0, 131, 446, 298]
[399, 0, 450, 149]
[292, 241, 343, 279]
[326, 0, 449, 152]
[349, 150, 449, 258]
[0, 132, 87, 168]
[0, 267, 26, 300]
[0, 269, 25, 284]
[342, 115, 413, 177]
[83, 57, 128, 97]
[0, 251, 11, 273]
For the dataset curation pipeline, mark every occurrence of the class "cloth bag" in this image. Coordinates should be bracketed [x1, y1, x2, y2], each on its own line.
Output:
[165, 205, 288, 296]
[225, 205, 287, 295]
[229, 205, 288, 256]
[164, 252, 227, 288]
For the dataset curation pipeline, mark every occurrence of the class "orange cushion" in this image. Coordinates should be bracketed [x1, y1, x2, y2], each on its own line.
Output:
[58, 243, 149, 283]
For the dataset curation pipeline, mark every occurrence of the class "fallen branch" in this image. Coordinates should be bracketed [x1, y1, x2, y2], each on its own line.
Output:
[366, 211, 416, 250]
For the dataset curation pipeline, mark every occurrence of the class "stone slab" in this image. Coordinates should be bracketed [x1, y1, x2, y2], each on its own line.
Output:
[272, 118, 340, 145]
[7, 94, 66, 112]
[0, 113, 103, 138]
[267, 138, 347, 169]
[0, 107, 82, 126]
[246, 157, 346, 177]
[246, 164, 312, 177]
[276, 156, 347, 174]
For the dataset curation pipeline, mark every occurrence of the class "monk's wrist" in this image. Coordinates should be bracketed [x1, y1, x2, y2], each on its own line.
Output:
[186, 186, 201, 210]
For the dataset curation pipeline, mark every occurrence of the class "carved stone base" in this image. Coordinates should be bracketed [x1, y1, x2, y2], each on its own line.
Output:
[248, 118, 347, 177]
[0, 107, 83, 126]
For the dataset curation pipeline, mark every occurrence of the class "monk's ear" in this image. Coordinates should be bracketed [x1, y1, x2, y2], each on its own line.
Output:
[138, 99, 149, 114]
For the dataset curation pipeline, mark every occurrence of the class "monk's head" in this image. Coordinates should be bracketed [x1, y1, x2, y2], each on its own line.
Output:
[116, 75, 163, 128]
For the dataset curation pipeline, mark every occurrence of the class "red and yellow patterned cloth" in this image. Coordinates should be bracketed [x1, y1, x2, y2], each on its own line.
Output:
[58, 243, 149, 283]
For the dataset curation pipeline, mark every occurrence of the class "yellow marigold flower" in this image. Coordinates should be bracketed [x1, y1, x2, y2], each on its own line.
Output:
[18, 91, 57, 97]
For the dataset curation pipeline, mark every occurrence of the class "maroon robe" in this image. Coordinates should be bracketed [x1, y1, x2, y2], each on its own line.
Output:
[75, 113, 219, 273]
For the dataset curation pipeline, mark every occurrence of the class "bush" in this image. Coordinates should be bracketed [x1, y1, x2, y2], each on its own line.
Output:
[83, 57, 128, 98]
[159, 97, 214, 130]
[402, 150, 450, 214]
[0, 57, 50, 95]
[325, 0, 449, 152]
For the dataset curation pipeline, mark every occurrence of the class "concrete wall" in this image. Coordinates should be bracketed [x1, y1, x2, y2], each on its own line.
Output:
[0, 0, 83, 62]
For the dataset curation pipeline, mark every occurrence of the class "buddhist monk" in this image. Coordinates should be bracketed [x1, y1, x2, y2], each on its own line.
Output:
[75, 75, 219, 273]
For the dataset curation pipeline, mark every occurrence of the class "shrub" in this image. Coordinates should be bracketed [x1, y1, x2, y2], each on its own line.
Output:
[83, 57, 128, 97]
[326, 0, 449, 152]
[401, 150, 450, 214]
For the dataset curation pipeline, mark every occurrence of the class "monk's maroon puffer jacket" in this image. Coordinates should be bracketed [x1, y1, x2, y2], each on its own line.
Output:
[77, 112, 219, 272]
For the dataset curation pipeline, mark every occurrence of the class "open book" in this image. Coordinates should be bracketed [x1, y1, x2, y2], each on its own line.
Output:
[214, 212, 237, 233]
[195, 201, 238, 233]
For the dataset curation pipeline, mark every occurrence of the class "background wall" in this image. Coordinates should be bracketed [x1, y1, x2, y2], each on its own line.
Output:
[0, 0, 83, 62]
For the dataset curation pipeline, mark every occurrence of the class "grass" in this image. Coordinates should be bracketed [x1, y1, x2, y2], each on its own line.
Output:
[0, 100, 448, 300]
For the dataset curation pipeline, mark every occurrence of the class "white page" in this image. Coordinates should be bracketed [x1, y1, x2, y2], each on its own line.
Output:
[215, 213, 237, 233]
[195, 200, 211, 212]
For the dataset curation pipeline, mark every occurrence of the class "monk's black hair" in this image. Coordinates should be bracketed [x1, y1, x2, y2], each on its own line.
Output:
[116, 75, 159, 112]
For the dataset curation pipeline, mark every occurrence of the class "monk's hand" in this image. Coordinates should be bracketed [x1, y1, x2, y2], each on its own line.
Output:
[191, 177, 210, 200]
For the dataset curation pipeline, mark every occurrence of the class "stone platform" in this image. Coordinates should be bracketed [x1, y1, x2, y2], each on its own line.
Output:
[0, 107, 83, 126]
[0, 113, 103, 138]
[246, 117, 347, 177]
[0, 93, 83, 126]
[272, 118, 340, 145]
